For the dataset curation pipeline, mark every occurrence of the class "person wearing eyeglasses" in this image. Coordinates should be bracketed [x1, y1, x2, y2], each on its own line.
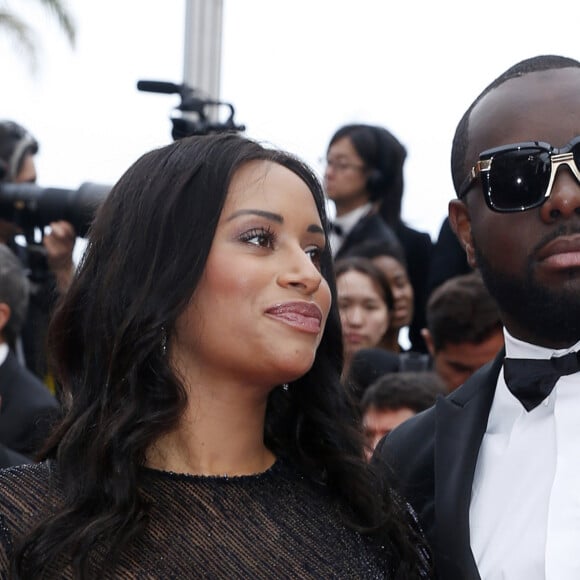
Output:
[375, 54, 580, 580]
[324, 123, 433, 354]
[323, 124, 401, 258]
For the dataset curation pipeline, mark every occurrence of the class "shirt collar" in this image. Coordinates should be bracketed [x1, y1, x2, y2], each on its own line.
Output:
[503, 327, 580, 360]
[0, 343, 9, 366]
[333, 202, 373, 237]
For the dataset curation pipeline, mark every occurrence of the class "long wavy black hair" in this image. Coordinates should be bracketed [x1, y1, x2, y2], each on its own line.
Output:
[15, 133, 430, 578]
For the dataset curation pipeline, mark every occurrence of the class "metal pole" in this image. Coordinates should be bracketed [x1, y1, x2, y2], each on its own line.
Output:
[183, 0, 223, 102]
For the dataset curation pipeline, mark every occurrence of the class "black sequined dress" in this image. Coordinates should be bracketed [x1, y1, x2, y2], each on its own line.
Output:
[0, 460, 425, 578]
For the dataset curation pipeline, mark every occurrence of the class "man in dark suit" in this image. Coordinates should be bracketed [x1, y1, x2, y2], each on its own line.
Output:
[375, 54, 580, 579]
[0, 245, 60, 459]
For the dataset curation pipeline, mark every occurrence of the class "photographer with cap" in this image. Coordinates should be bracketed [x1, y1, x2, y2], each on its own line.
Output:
[0, 120, 76, 382]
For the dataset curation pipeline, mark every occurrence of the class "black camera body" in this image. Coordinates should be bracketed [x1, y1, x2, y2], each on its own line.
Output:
[0, 182, 110, 239]
[136, 80, 245, 140]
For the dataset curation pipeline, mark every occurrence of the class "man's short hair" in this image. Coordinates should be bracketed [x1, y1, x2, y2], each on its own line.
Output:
[450, 55, 580, 195]
[426, 271, 501, 352]
[360, 371, 444, 415]
[0, 245, 30, 349]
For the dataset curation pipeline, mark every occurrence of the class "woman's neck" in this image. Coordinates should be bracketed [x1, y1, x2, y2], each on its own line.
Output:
[146, 382, 275, 477]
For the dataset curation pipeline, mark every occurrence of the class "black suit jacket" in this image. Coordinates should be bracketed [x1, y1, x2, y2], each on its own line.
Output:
[334, 212, 400, 260]
[0, 350, 60, 457]
[394, 222, 433, 354]
[427, 217, 472, 296]
[375, 351, 504, 580]
[0, 443, 31, 469]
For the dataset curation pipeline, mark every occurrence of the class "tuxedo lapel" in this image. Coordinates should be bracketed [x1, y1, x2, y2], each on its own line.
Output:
[432, 351, 504, 580]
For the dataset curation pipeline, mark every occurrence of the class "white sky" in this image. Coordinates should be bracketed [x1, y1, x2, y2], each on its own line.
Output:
[3, 1, 580, 241]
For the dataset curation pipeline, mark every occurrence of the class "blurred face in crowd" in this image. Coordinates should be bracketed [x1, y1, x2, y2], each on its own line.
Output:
[171, 160, 332, 391]
[425, 329, 505, 392]
[324, 137, 369, 216]
[362, 405, 416, 460]
[371, 255, 414, 329]
[337, 269, 390, 362]
[14, 153, 37, 183]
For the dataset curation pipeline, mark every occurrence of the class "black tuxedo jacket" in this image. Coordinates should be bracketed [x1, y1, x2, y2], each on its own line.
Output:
[0, 350, 60, 457]
[334, 212, 399, 260]
[375, 351, 504, 580]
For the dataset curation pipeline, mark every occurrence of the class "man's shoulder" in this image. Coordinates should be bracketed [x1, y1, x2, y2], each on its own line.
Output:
[377, 355, 501, 462]
[0, 351, 58, 409]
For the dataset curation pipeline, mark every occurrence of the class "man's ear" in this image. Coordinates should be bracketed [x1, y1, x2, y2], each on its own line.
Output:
[421, 328, 436, 357]
[0, 303, 11, 341]
[449, 199, 477, 268]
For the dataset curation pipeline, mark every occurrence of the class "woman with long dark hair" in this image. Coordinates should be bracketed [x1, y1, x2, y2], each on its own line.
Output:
[0, 134, 431, 578]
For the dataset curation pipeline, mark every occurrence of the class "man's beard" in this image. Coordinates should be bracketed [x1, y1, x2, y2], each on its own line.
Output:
[475, 245, 580, 347]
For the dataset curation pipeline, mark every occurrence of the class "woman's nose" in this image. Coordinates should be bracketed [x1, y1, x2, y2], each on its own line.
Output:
[277, 249, 323, 295]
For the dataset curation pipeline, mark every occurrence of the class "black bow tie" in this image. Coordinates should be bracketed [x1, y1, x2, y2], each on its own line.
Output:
[331, 222, 344, 237]
[503, 351, 580, 411]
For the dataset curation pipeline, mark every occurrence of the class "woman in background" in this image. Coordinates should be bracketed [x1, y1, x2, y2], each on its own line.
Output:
[0, 134, 431, 578]
[335, 256, 394, 374]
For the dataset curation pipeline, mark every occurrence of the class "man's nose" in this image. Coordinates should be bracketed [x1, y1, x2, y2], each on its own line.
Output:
[540, 163, 580, 222]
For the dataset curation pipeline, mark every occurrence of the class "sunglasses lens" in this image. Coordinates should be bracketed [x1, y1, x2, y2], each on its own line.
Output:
[573, 141, 580, 169]
[488, 147, 551, 210]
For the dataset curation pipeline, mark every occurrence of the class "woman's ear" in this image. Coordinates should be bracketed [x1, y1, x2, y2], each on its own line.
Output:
[449, 200, 477, 268]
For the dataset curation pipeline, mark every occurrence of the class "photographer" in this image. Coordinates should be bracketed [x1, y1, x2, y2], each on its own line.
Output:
[0, 120, 76, 381]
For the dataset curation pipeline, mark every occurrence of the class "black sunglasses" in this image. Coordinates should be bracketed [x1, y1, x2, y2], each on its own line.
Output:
[458, 136, 580, 212]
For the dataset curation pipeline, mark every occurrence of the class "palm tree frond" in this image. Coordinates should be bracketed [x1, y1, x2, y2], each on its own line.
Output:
[37, 0, 76, 46]
[0, 10, 38, 68]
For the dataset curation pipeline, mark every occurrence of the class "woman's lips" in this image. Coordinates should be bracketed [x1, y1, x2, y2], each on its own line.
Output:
[265, 302, 323, 334]
[344, 333, 365, 345]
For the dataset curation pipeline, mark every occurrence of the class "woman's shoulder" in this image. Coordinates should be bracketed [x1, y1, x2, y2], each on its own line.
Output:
[0, 461, 62, 538]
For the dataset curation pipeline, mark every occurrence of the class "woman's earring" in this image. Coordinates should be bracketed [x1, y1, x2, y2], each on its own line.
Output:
[282, 383, 289, 392]
[160, 326, 168, 356]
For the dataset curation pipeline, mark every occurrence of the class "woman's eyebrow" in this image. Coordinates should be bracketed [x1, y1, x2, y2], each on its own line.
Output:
[227, 209, 325, 235]
[226, 209, 283, 223]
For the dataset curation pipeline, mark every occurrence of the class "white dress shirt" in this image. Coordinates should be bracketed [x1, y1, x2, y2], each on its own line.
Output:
[469, 329, 580, 580]
[329, 202, 372, 256]
[0, 343, 8, 366]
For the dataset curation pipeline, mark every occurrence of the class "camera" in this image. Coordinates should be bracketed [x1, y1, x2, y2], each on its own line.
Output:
[136, 80, 245, 141]
[0, 181, 110, 239]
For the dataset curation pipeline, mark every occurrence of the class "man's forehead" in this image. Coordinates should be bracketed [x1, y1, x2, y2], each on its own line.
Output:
[466, 68, 580, 165]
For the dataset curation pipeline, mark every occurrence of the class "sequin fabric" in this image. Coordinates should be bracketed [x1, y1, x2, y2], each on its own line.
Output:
[0, 460, 409, 579]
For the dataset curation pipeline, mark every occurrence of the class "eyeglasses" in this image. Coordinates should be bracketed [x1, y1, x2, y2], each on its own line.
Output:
[458, 136, 580, 212]
[322, 157, 366, 173]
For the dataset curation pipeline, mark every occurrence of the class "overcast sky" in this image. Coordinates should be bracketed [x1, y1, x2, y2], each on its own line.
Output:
[3, 1, 579, 241]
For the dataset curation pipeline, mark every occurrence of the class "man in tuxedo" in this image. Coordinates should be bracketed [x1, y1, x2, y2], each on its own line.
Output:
[375, 54, 580, 579]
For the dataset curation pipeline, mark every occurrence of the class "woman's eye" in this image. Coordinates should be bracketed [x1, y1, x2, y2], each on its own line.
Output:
[240, 227, 275, 248]
[305, 246, 322, 269]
